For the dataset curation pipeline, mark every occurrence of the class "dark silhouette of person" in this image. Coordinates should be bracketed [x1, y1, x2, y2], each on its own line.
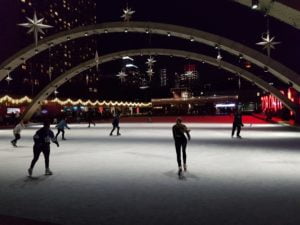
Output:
[11, 120, 25, 147]
[28, 121, 59, 177]
[55, 117, 70, 140]
[231, 109, 244, 138]
[172, 117, 191, 176]
[110, 112, 121, 136]
[87, 110, 96, 128]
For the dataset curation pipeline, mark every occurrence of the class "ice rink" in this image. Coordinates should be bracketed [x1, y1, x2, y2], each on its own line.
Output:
[0, 122, 300, 225]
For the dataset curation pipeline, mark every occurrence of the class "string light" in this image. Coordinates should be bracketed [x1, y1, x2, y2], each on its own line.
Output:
[0, 95, 151, 107]
[0, 95, 31, 104]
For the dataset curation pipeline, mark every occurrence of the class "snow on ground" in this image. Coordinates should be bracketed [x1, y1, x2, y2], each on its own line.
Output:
[0, 123, 300, 225]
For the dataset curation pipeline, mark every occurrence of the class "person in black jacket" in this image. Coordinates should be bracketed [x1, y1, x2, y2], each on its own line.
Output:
[87, 109, 96, 128]
[172, 118, 191, 176]
[28, 121, 59, 177]
[109, 112, 121, 136]
[231, 109, 244, 138]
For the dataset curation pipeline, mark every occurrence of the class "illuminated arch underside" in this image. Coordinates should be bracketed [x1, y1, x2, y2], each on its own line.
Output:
[22, 48, 296, 121]
[0, 21, 299, 91]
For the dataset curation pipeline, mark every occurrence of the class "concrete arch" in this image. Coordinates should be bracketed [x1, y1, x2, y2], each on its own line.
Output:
[0, 21, 299, 91]
[22, 48, 297, 121]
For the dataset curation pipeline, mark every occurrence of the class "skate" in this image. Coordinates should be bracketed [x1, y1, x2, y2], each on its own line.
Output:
[237, 135, 242, 139]
[117, 133, 121, 136]
[178, 168, 182, 176]
[11, 141, 17, 147]
[45, 169, 53, 176]
[183, 164, 187, 172]
[28, 168, 33, 177]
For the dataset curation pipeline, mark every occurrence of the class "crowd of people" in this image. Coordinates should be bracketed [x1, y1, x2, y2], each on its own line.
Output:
[9, 109, 244, 178]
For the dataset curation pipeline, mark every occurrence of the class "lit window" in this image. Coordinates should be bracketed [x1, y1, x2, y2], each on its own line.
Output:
[21, 0, 26, 3]
[54, 11, 58, 16]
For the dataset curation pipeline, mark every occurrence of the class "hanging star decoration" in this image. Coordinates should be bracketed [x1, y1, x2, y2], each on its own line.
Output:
[146, 68, 154, 80]
[216, 49, 222, 62]
[256, 31, 280, 57]
[18, 12, 53, 46]
[146, 56, 156, 68]
[116, 71, 128, 83]
[95, 50, 100, 72]
[121, 7, 135, 22]
[54, 89, 59, 96]
[5, 72, 12, 84]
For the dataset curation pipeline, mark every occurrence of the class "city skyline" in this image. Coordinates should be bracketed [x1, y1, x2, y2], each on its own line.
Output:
[0, 0, 299, 102]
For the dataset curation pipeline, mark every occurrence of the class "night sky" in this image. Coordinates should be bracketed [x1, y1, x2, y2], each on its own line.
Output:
[0, 0, 299, 101]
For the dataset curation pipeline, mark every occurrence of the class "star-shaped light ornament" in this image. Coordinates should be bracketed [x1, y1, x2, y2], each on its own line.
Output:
[121, 7, 135, 22]
[216, 49, 222, 62]
[146, 56, 156, 68]
[95, 50, 100, 72]
[256, 31, 281, 57]
[54, 89, 59, 97]
[146, 68, 154, 80]
[18, 12, 53, 46]
[5, 73, 12, 84]
[116, 71, 128, 83]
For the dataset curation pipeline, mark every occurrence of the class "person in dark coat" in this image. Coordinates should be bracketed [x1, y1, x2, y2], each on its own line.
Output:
[109, 112, 121, 136]
[28, 121, 59, 177]
[87, 109, 96, 128]
[172, 117, 191, 176]
[231, 109, 244, 138]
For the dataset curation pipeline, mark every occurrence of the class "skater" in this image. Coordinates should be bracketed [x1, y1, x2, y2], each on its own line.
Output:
[109, 112, 121, 136]
[172, 117, 191, 176]
[28, 121, 59, 176]
[231, 109, 244, 138]
[11, 120, 25, 147]
[87, 109, 96, 128]
[55, 117, 70, 140]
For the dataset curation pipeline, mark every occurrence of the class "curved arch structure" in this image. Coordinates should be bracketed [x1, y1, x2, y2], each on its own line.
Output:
[22, 48, 297, 121]
[1, 21, 300, 91]
[233, 0, 300, 29]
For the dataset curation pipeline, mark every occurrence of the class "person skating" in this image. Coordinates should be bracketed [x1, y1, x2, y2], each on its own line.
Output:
[87, 110, 96, 128]
[55, 117, 70, 140]
[172, 117, 191, 176]
[109, 112, 121, 136]
[11, 120, 25, 147]
[28, 121, 59, 177]
[231, 109, 244, 138]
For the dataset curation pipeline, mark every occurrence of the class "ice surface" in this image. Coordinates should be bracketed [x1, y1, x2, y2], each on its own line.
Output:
[0, 123, 300, 225]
